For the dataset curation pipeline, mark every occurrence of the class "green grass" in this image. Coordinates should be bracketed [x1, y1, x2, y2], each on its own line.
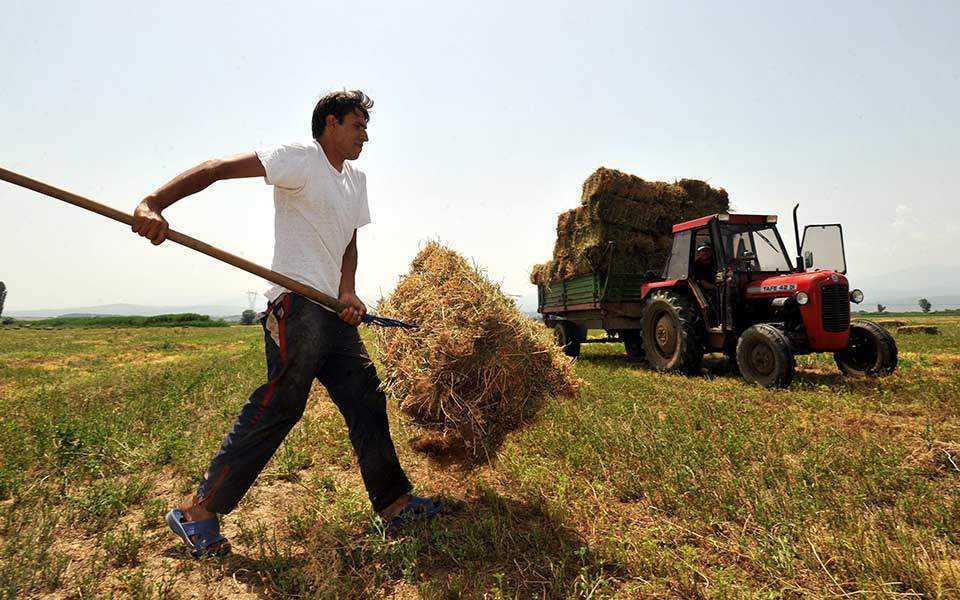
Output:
[0, 316, 958, 597]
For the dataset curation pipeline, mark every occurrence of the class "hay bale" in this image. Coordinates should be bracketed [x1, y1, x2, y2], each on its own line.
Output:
[530, 262, 554, 286]
[532, 167, 728, 285]
[581, 167, 679, 201]
[581, 168, 729, 215]
[552, 206, 671, 273]
[896, 325, 940, 335]
[876, 320, 907, 328]
[376, 242, 581, 459]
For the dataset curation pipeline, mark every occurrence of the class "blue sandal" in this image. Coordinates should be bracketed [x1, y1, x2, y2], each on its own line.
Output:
[165, 508, 231, 558]
[386, 495, 443, 535]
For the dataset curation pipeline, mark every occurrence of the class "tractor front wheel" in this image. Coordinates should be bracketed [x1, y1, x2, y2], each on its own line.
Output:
[553, 321, 584, 358]
[641, 290, 703, 374]
[736, 324, 795, 388]
[834, 320, 898, 377]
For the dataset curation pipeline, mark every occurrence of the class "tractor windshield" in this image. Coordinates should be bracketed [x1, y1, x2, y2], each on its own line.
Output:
[719, 223, 793, 272]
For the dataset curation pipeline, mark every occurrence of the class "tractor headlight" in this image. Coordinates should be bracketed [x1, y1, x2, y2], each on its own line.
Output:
[795, 291, 809, 305]
[850, 289, 864, 304]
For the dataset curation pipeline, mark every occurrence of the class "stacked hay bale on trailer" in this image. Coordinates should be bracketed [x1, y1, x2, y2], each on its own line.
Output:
[531, 168, 729, 285]
[531, 167, 729, 359]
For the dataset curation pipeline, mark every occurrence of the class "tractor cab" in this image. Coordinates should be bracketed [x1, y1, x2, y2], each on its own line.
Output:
[667, 213, 793, 277]
[665, 213, 800, 336]
[667, 213, 849, 276]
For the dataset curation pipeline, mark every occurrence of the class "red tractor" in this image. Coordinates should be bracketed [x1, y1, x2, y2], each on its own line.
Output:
[538, 206, 897, 387]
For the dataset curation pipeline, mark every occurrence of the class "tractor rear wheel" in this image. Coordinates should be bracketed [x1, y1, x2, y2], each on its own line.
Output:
[834, 320, 898, 376]
[736, 324, 795, 388]
[553, 321, 584, 358]
[621, 330, 644, 361]
[641, 290, 703, 374]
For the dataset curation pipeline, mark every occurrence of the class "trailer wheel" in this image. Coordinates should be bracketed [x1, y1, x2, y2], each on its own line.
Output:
[834, 320, 898, 377]
[736, 324, 795, 388]
[621, 330, 644, 361]
[553, 321, 583, 358]
[641, 290, 703, 374]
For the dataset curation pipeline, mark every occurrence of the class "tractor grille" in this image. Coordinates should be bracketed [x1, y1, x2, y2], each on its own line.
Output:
[821, 283, 850, 332]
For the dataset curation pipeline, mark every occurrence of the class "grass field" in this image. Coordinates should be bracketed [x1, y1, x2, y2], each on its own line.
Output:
[1, 315, 958, 598]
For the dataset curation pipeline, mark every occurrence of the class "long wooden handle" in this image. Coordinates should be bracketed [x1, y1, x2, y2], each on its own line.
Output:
[0, 166, 347, 313]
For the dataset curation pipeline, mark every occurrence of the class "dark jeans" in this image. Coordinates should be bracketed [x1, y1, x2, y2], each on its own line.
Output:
[194, 292, 412, 514]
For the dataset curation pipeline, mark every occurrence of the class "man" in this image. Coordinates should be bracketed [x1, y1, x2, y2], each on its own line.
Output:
[693, 244, 716, 292]
[692, 243, 720, 326]
[133, 90, 440, 558]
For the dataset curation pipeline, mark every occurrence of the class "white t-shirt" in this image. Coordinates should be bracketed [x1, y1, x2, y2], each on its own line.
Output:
[256, 141, 371, 305]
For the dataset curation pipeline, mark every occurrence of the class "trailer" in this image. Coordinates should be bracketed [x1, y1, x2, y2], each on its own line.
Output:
[539, 271, 651, 359]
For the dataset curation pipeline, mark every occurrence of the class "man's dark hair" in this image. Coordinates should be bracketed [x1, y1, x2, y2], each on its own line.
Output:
[311, 90, 373, 140]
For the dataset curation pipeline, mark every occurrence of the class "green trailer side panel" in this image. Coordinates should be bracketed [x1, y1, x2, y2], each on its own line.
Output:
[543, 283, 565, 305]
[538, 272, 648, 309]
[565, 276, 597, 305]
[603, 274, 647, 303]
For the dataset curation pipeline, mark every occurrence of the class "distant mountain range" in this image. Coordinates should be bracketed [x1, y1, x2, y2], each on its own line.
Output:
[850, 264, 960, 311]
[7, 302, 254, 319]
[858, 294, 960, 312]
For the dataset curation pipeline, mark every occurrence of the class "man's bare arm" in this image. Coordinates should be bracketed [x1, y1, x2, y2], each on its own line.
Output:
[132, 153, 265, 245]
[337, 230, 366, 326]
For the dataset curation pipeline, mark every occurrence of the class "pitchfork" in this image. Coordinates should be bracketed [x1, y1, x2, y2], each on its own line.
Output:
[0, 167, 417, 329]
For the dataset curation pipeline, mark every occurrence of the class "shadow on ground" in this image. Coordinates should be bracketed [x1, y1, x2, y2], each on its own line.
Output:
[791, 369, 894, 391]
[576, 352, 733, 376]
[172, 489, 625, 598]
[578, 352, 898, 393]
[574, 354, 644, 369]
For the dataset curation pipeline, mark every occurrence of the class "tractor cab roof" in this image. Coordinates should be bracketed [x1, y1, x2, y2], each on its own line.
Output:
[672, 213, 778, 233]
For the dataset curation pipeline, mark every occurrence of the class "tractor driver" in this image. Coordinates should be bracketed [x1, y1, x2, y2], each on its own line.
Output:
[693, 244, 717, 292]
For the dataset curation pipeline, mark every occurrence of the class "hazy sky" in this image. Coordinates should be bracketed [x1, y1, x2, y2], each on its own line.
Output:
[2, 0, 957, 312]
